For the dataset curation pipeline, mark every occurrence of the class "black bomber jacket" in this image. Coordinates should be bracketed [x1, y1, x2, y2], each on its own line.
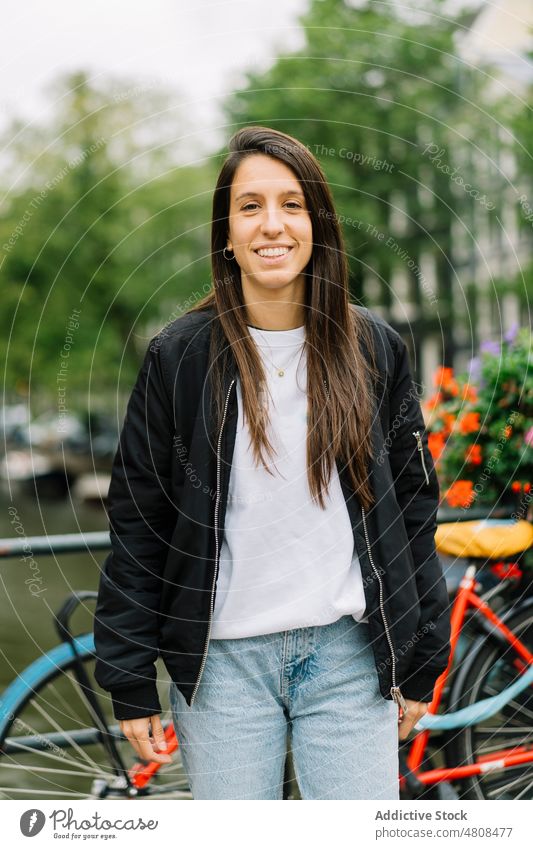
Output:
[93, 304, 452, 721]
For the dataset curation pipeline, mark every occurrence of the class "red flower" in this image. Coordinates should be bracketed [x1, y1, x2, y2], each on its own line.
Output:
[434, 366, 454, 388]
[428, 432, 446, 464]
[433, 366, 460, 399]
[511, 481, 521, 492]
[461, 383, 478, 402]
[465, 444, 482, 465]
[458, 412, 481, 435]
[442, 413, 456, 434]
[445, 480, 475, 508]
[425, 392, 443, 412]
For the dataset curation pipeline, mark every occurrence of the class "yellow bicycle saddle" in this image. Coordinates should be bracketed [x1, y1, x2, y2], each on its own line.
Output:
[435, 519, 533, 559]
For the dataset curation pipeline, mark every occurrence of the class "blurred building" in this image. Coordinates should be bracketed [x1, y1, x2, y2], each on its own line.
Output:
[380, 0, 533, 393]
[452, 0, 533, 369]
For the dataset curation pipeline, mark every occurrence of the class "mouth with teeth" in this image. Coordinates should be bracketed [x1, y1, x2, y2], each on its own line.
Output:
[253, 245, 294, 263]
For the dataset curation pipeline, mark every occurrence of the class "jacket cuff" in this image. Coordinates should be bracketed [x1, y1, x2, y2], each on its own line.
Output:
[110, 681, 162, 721]
[400, 668, 443, 703]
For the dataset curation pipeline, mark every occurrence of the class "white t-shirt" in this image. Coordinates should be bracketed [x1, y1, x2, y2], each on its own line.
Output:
[210, 322, 368, 639]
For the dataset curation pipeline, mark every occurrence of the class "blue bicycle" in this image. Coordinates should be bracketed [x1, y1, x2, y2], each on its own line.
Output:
[0, 591, 191, 800]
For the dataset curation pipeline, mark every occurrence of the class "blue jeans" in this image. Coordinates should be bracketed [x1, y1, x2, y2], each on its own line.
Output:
[169, 614, 399, 799]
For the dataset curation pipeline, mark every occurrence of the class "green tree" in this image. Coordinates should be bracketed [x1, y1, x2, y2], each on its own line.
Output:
[222, 0, 499, 371]
[0, 71, 216, 406]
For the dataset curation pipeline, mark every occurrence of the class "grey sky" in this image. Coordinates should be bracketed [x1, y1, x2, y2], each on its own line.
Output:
[1, 0, 307, 152]
[3, 1, 528, 162]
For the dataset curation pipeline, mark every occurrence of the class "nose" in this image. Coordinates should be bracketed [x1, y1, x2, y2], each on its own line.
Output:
[260, 205, 285, 236]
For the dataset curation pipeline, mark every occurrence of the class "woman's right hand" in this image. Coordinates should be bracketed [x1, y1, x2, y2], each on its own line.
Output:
[119, 713, 173, 765]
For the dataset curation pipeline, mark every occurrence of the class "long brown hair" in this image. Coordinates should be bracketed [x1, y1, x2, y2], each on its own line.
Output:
[187, 125, 379, 511]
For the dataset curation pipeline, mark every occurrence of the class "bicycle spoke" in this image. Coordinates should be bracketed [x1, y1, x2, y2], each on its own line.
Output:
[30, 696, 110, 775]
[1, 742, 111, 799]
[471, 727, 533, 756]
[0, 786, 91, 798]
[473, 726, 533, 736]
[0, 762, 112, 778]
[474, 744, 533, 759]
[483, 684, 533, 724]
[63, 671, 117, 743]
[514, 775, 533, 799]
[47, 677, 89, 727]
[473, 743, 532, 758]
[4, 736, 114, 778]
[486, 768, 533, 799]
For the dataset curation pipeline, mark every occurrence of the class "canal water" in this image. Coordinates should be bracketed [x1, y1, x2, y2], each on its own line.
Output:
[0, 490, 109, 694]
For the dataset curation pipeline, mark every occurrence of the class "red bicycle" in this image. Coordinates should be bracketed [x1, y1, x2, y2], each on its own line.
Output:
[399, 516, 533, 800]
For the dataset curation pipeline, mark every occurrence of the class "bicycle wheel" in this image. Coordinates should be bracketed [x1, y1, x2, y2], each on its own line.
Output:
[0, 635, 191, 800]
[446, 604, 533, 800]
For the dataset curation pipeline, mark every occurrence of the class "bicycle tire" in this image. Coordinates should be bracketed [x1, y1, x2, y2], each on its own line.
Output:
[445, 604, 533, 800]
[0, 634, 191, 800]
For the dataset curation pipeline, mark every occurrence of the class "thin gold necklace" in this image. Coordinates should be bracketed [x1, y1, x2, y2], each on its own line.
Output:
[253, 332, 305, 378]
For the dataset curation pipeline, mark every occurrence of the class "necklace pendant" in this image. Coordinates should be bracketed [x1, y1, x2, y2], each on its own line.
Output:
[278, 369, 285, 377]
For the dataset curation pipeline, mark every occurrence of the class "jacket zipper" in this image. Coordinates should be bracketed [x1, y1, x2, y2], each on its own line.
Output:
[360, 504, 408, 715]
[190, 377, 236, 705]
[413, 430, 430, 485]
[326, 375, 405, 711]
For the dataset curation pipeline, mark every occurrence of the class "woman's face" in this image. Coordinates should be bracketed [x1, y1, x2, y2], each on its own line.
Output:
[226, 153, 313, 293]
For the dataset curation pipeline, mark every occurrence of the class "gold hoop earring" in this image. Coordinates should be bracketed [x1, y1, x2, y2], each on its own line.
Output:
[223, 246, 235, 260]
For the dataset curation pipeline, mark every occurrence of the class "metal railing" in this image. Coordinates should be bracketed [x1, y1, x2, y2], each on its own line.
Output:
[0, 505, 515, 560]
[0, 531, 110, 557]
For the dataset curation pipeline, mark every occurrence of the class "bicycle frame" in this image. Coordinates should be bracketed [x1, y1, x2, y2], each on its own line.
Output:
[401, 563, 533, 792]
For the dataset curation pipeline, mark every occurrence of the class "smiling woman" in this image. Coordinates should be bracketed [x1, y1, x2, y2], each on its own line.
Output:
[225, 154, 313, 326]
[93, 125, 451, 801]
